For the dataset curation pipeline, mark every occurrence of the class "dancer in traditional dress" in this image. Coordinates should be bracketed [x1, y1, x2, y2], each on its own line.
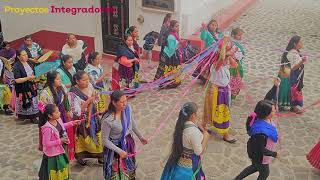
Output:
[230, 27, 245, 100]
[161, 102, 209, 180]
[112, 34, 140, 91]
[102, 90, 147, 180]
[193, 19, 223, 84]
[38, 104, 81, 180]
[201, 35, 237, 143]
[68, 70, 103, 165]
[56, 55, 76, 91]
[278, 35, 306, 113]
[158, 13, 172, 54]
[154, 20, 184, 88]
[85, 52, 110, 113]
[126, 26, 141, 56]
[235, 100, 279, 180]
[13, 49, 39, 123]
[39, 71, 75, 159]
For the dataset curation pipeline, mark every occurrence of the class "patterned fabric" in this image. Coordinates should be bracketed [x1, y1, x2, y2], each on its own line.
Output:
[278, 76, 291, 107]
[103, 106, 137, 180]
[203, 85, 231, 135]
[56, 67, 76, 91]
[20, 42, 43, 59]
[161, 148, 205, 180]
[307, 141, 320, 170]
[69, 86, 103, 159]
[38, 153, 69, 180]
[262, 120, 277, 164]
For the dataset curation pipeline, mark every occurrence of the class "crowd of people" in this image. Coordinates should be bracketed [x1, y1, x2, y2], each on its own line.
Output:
[0, 12, 318, 180]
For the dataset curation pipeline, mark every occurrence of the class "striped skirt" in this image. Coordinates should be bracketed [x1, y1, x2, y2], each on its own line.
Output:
[203, 84, 231, 135]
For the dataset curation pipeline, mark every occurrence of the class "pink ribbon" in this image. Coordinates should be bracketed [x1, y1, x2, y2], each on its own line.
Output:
[38, 102, 45, 113]
[249, 112, 257, 127]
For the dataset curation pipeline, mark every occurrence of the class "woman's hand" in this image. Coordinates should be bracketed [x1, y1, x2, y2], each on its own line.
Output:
[119, 151, 128, 159]
[140, 138, 148, 145]
[28, 75, 36, 81]
[72, 120, 82, 126]
[67, 111, 72, 121]
[302, 56, 307, 64]
[61, 137, 69, 144]
[276, 152, 280, 160]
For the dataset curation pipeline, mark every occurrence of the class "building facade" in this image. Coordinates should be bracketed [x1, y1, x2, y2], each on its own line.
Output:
[0, 0, 237, 54]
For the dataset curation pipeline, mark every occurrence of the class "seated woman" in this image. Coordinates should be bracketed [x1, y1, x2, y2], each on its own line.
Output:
[20, 35, 43, 64]
[101, 90, 147, 180]
[112, 34, 140, 92]
[0, 41, 16, 61]
[61, 33, 88, 71]
[161, 102, 209, 180]
[56, 55, 76, 91]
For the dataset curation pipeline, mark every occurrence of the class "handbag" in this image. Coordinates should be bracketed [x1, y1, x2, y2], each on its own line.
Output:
[291, 69, 304, 102]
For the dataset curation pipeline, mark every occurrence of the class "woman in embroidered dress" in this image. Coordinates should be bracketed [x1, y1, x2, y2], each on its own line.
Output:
[154, 20, 184, 88]
[201, 35, 237, 143]
[56, 55, 76, 91]
[68, 70, 103, 165]
[112, 34, 140, 91]
[230, 27, 245, 100]
[13, 49, 39, 123]
[278, 35, 306, 113]
[161, 102, 209, 180]
[0, 53, 13, 115]
[235, 100, 279, 180]
[193, 19, 223, 84]
[102, 90, 147, 180]
[39, 71, 75, 159]
[126, 26, 140, 57]
[158, 14, 172, 53]
[38, 104, 81, 180]
[85, 52, 110, 113]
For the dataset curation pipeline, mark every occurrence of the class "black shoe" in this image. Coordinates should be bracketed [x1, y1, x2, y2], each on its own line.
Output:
[30, 118, 39, 124]
[4, 109, 13, 115]
[98, 158, 104, 164]
[77, 159, 87, 166]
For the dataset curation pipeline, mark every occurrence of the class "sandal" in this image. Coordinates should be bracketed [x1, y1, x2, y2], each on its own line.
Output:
[223, 138, 237, 144]
[98, 158, 104, 164]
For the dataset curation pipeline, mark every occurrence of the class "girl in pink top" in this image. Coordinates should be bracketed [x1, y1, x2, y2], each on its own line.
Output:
[38, 104, 80, 180]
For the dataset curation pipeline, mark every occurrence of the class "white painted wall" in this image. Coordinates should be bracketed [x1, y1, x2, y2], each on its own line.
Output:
[180, 0, 237, 37]
[1, 0, 237, 53]
[130, 0, 181, 49]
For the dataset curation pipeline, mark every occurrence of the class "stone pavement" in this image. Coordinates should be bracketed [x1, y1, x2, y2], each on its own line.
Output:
[1, 0, 320, 179]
